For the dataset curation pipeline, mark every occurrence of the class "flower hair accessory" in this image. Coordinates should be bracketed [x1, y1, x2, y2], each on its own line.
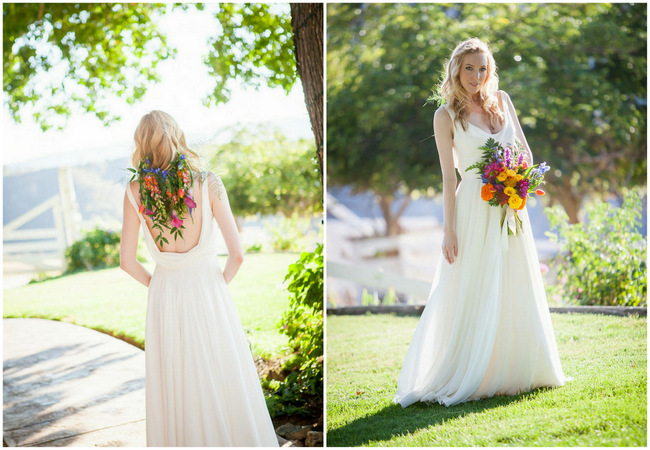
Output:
[128, 153, 198, 247]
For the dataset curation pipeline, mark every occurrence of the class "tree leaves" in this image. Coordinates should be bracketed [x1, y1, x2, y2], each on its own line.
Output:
[3, 3, 175, 130]
[204, 3, 296, 106]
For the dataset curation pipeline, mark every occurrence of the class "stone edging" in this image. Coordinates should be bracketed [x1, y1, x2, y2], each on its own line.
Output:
[326, 305, 647, 317]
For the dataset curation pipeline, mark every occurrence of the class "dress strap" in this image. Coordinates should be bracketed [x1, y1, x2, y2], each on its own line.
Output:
[202, 175, 210, 216]
[444, 104, 456, 120]
[125, 183, 143, 219]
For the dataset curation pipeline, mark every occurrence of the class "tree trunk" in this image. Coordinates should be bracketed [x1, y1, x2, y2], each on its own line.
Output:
[554, 178, 581, 224]
[377, 194, 411, 236]
[290, 3, 323, 188]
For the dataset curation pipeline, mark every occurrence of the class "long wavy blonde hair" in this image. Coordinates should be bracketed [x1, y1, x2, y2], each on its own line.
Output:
[132, 110, 202, 173]
[440, 38, 504, 131]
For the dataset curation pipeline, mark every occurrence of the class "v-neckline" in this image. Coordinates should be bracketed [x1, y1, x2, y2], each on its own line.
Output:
[466, 109, 508, 136]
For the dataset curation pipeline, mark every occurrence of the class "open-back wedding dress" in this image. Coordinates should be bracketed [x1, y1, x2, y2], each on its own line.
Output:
[126, 178, 278, 446]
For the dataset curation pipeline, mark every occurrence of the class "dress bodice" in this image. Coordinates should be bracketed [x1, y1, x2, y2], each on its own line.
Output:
[445, 96, 516, 178]
[125, 178, 219, 269]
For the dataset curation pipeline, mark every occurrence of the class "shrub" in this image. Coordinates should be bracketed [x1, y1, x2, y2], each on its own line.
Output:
[65, 227, 122, 273]
[545, 190, 647, 306]
[264, 243, 323, 417]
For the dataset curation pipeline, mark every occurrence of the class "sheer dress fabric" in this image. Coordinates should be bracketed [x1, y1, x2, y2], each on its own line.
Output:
[126, 179, 278, 446]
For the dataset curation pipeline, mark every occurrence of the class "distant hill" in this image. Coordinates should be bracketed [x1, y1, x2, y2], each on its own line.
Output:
[3, 157, 130, 234]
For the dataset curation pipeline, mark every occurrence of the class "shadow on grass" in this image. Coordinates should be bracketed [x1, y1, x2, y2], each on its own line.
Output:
[327, 387, 554, 447]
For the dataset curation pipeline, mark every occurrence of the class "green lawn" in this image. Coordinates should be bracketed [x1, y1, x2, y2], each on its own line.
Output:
[326, 313, 647, 447]
[3, 253, 298, 357]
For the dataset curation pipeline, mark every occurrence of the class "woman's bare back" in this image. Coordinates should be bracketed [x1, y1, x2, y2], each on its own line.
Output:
[128, 177, 206, 253]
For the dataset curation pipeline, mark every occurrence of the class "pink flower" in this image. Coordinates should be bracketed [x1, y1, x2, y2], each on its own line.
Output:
[539, 263, 549, 274]
[171, 211, 183, 228]
[184, 196, 197, 208]
[145, 209, 154, 216]
[138, 204, 145, 214]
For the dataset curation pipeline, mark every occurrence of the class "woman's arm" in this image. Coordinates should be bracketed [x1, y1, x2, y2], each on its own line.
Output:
[207, 172, 244, 284]
[433, 107, 458, 264]
[502, 90, 534, 166]
[120, 185, 152, 287]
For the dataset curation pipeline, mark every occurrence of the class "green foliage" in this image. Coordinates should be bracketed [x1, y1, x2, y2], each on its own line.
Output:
[65, 227, 121, 273]
[546, 190, 647, 306]
[3, 3, 174, 130]
[205, 3, 297, 106]
[327, 3, 646, 223]
[265, 244, 323, 417]
[203, 126, 321, 218]
[246, 242, 263, 253]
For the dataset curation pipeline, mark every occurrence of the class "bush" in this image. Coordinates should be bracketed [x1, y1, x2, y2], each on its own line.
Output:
[65, 227, 122, 273]
[264, 243, 323, 417]
[545, 190, 647, 306]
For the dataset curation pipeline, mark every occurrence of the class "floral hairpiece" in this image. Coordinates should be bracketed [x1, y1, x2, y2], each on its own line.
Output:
[128, 153, 197, 247]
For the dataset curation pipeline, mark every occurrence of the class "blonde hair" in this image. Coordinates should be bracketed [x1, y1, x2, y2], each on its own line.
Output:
[131, 110, 202, 173]
[440, 38, 504, 131]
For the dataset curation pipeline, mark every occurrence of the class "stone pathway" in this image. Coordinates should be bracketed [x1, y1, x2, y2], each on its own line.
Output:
[3, 318, 146, 447]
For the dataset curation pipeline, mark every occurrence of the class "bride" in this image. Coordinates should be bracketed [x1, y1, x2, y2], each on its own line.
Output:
[120, 110, 279, 446]
[394, 38, 571, 408]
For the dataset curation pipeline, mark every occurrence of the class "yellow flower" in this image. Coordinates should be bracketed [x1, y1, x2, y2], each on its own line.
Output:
[516, 174, 524, 181]
[504, 186, 517, 197]
[505, 176, 518, 187]
[496, 171, 508, 182]
[506, 169, 516, 177]
[508, 194, 523, 209]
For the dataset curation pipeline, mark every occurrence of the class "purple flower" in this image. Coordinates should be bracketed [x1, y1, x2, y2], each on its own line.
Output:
[538, 162, 550, 174]
[495, 184, 505, 192]
[518, 153, 524, 165]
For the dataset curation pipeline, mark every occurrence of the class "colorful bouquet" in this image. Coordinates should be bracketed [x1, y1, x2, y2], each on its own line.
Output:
[467, 138, 550, 235]
[128, 153, 197, 247]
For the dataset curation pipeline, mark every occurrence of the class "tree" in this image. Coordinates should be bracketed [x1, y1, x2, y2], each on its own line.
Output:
[3, 3, 173, 130]
[202, 126, 321, 223]
[206, 3, 324, 183]
[327, 4, 454, 235]
[327, 3, 646, 231]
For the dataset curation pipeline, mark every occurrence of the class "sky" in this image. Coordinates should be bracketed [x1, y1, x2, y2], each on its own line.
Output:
[2, 4, 312, 169]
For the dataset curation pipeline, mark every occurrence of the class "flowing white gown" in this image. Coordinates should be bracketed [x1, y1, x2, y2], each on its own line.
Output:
[394, 99, 570, 408]
[126, 180, 279, 446]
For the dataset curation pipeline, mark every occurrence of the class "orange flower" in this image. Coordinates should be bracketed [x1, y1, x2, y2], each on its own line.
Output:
[178, 188, 185, 198]
[481, 183, 496, 201]
[517, 195, 527, 210]
[535, 189, 545, 196]
[138, 204, 145, 214]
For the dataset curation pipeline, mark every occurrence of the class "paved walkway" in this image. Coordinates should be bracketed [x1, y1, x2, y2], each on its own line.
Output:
[3, 319, 146, 447]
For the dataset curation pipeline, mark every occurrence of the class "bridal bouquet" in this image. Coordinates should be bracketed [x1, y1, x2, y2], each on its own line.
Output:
[128, 153, 197, 247]
[467, 138, 550, 235]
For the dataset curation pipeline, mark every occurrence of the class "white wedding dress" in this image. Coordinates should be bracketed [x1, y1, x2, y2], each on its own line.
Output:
[126, 180, 278, 446]
[394, 97, 570, 408]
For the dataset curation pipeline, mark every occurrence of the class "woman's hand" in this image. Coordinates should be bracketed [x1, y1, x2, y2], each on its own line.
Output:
[442, 230, 458, 264]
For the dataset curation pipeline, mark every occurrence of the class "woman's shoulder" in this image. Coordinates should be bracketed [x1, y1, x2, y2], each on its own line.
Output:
[204, 171, 225, 201]
[435, 104, 453, 118]
[497, 89, 513, 104]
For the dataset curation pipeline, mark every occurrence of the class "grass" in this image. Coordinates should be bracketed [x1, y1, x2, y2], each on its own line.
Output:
[326, 313, 647, 447]
[3, 253, 298, 357]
